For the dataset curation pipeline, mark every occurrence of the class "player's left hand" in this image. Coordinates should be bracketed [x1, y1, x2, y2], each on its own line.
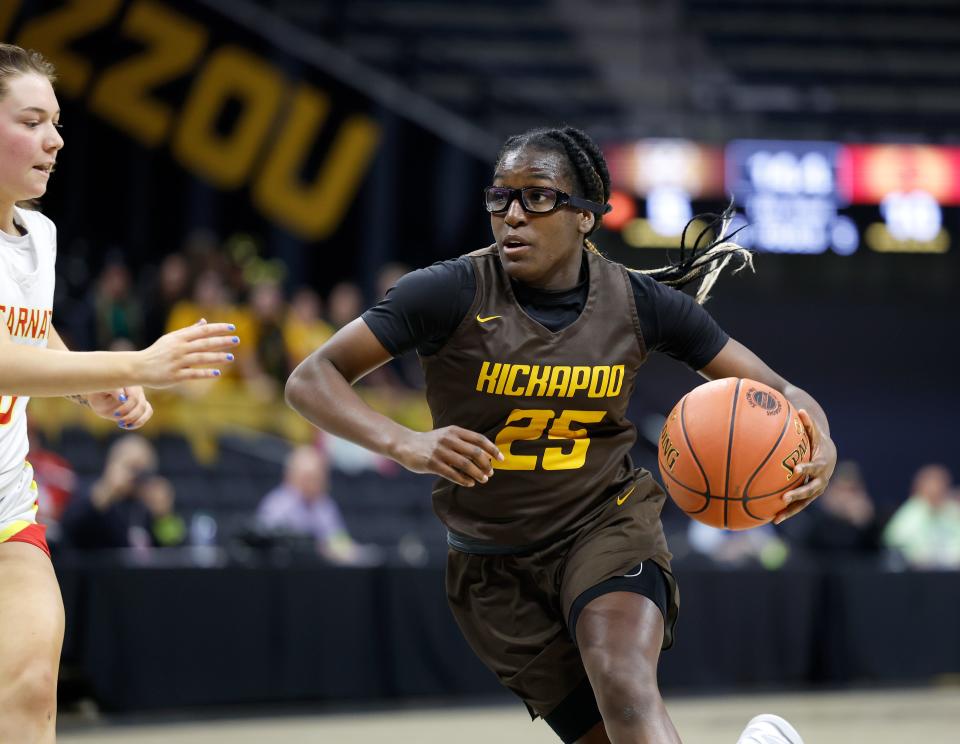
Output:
[774, 408, 837, 524]
[86, 386, 154, 430]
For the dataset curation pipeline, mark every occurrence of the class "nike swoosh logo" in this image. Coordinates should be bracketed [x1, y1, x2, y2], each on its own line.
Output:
[616, 486, 636, 506]
[476, 314, 502, 323]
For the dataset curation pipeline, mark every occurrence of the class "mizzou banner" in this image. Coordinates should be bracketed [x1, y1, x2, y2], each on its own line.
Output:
[5, 0, 497, 290]
[3, 0, 392, 243]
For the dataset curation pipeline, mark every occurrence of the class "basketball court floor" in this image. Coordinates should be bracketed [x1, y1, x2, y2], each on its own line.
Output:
[59, 686, 960, 743]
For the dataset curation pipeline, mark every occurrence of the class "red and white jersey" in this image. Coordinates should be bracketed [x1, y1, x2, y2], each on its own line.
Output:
[0, 206, 56, 519]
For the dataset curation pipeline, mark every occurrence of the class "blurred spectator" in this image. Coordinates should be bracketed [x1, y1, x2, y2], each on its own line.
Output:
[327, 281, 363, 329]
[248, 280, 291, 390]
[166, 269, 254, 381]
[166, 269, 234, 331]
[686, 520, 788, 569]
[284, 287, 334, 365]
[883, 464, 960, 569]
[29, 430, 77, 548]
[92, 261, 142, 348]
[256, 446, 377, 565]
[138, 475, 186, 547]
[143, 252, 191, 342]
[376, 262, 410, 301]
[781, 460, 881, 559]
[61, 435, 185, 550]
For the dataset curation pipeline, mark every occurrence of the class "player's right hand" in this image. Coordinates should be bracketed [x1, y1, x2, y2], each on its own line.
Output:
[396, 426, 504, 487]
[135, 319, 239, 388]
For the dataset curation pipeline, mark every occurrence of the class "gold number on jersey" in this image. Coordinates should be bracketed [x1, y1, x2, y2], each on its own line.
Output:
[493, 408, 607, 471]
[543, 409, 607, 470]
[492, 409, 553, 471]
[0, 396, 19, 427]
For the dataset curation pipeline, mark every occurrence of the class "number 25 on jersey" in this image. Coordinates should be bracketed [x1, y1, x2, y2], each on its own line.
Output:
[493, 408, 606, 471]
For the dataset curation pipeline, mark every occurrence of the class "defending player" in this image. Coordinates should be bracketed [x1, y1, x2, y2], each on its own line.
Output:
[0, 44, 238, 742]
[286, 126, 836, 743]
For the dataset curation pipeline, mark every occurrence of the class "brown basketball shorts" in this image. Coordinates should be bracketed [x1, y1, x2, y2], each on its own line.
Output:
[445, 469, 679, 719]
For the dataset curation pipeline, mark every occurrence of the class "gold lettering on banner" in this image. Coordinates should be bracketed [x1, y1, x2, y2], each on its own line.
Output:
[89, 0, 207, 148]
[17, 0, 382, 240]
[17, 0, 123, 97]
[254, 84, 381, 240]
[0, 0, 23, 40]
[173, 45, 285, 188]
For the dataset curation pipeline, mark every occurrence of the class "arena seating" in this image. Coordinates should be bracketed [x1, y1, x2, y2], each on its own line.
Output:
[260, 0, 960, 140]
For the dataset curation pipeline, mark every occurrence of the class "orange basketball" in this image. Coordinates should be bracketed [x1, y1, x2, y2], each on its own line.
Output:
[657, 378, 811, 530]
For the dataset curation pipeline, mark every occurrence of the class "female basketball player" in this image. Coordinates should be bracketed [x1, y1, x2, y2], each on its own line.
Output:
[0, 44, 238, 742]
[285, 126, 836, 744]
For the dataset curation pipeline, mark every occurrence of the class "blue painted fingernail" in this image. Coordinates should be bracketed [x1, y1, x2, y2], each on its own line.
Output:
[119, 394, 127, 402]
[114, 412, 121, 417]
[118, 422, 126, 429]
[213, 369, 221, 376]
[228, 324, 236, 331]
[232, 336, 239, 343]
[226, 353, 234, 361]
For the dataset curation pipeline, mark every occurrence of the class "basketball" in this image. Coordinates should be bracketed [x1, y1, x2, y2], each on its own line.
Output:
[658, 378, 811, 530]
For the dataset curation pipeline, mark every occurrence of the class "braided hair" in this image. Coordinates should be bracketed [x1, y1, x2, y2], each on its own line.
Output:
[495, 126, 753, 304]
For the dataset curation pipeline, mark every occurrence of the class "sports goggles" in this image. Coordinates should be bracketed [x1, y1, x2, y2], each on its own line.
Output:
[483, 186, 612, 215]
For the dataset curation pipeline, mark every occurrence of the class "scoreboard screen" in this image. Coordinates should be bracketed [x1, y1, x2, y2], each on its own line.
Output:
[603, 139, 955, 256]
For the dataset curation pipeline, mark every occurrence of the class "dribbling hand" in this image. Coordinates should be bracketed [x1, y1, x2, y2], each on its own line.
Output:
[396, 426, 504, 487]
[774, 408, 838, 524]
[136, 319, 239, 388]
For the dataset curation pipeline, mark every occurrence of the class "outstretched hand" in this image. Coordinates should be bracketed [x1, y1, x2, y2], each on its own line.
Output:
[774, 408, 837, 524]
[86, 386, 153, 430]
[395, 426, 504, 487]
[137, 319, 239, 388]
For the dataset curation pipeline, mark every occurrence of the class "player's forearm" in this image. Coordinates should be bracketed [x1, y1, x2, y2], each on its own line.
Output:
[0, 344, 140, 396]
[782, 384, 830, 437]
[285, 356, 412, 460]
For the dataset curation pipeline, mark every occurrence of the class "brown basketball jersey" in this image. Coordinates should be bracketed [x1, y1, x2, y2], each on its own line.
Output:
[421, 246, 648, 549]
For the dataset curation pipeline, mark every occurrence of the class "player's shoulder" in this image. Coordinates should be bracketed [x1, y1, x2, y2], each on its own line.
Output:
[387, 254, 475, 300]
[464, 243, 497, 258]
[626, 268, 688, 305]
[14, 205, 56, 235]
[421, 253, 474, 279]
[625, 267, 662, 293]
[13, 206, 57, 247]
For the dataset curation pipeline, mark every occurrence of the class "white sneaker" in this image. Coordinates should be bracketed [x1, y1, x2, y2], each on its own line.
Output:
[736, 714, 805, 744]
